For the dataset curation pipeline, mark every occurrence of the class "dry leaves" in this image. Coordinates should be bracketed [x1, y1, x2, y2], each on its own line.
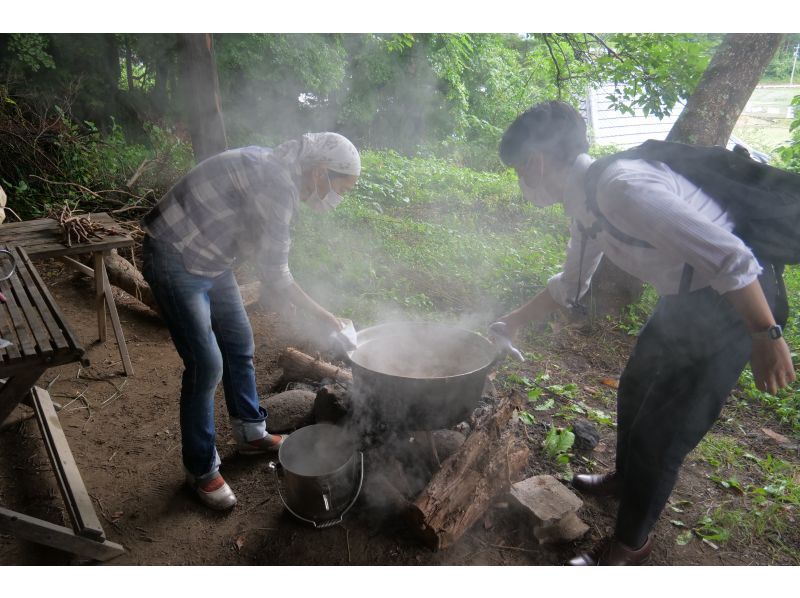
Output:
[599, 377, 619, 390]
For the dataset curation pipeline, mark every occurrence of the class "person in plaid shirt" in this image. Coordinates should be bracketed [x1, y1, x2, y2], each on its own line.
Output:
[142, 132, 360, 510]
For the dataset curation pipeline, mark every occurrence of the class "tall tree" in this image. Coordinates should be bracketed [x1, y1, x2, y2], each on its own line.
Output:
[178, 33, 228, 162]
[668, 33, 784, 145]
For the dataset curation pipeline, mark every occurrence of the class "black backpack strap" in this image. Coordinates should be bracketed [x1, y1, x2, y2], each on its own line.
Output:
[679, 263, 694, 295]
[584, 155, 654, 250]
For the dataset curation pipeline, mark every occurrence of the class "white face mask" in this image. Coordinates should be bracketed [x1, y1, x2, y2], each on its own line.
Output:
[518, 154, 557, 207]
[519, 178, 557, 207]
[309, 171, 344, 212]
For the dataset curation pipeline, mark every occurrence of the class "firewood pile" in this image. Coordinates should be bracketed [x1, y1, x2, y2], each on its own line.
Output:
[48, 204, 125, 247]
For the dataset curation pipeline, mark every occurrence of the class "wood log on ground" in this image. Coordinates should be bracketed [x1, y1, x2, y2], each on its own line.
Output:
[278, 347, 353, 385]
[407, 395, 529, 551]
[67, 250, 263, 315]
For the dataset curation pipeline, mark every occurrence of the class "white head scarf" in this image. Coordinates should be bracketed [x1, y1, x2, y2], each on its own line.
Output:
[296, 132, 361, 176]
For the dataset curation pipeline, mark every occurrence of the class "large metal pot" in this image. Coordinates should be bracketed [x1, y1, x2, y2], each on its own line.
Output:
[347, 322, 498, 430]
[269, 423, 363, 528]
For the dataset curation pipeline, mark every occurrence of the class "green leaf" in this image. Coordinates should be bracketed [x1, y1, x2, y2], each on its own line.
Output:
[518, 410, 536, 425]
[527, 387, 543, 401]
[670, 520, 686, 528]
[676, 530, 693, 546]
[533, 398, 555, 411]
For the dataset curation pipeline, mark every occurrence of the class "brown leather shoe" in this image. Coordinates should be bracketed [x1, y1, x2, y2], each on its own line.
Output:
[568, 535, 653, 566]
[571, 471, 621, 497]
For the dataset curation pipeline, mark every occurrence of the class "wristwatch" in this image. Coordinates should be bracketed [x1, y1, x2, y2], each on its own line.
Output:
[752, 324, 783, 340]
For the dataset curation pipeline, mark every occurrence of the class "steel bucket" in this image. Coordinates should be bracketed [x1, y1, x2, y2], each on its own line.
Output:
[269, 423, 363, 528]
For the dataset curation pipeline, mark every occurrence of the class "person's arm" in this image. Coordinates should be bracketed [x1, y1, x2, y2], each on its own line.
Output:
[499, 216, 604, 339]
[724, 280, 795, 395]
[272, 280, 341, 334]
[498, 288, 562, 339]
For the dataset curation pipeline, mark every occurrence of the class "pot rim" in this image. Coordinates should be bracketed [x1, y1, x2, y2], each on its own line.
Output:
[278, 423, 357, 478]
[347, 321, 497, 381]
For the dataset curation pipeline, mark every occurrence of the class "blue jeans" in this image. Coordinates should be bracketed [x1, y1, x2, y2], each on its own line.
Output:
[142, 235, 267, 481]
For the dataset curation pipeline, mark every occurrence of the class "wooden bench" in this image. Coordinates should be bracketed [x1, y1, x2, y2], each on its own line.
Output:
[0, 213, 135, 376]
[0, 246, 124, 561]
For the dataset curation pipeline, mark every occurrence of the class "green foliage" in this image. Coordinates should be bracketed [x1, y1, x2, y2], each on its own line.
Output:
[543, 425, 576, 478]
[7, 34, 55, 72]
[290, 149, 568, 322]
[692, 434, 799, 558]
[775, 95, 800, 173]
[592, 34, 714, 119]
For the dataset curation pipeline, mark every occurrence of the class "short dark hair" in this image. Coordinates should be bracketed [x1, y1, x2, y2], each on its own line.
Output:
[499, 101, 589, 168]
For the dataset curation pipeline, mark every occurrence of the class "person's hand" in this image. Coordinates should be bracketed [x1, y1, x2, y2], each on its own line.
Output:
[488, 321, 524, 362]
[327, 316, 357, 352]
[751, 337, 796, 395]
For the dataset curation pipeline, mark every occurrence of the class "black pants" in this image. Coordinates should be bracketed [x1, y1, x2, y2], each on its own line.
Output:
[613, 264, 784, 548]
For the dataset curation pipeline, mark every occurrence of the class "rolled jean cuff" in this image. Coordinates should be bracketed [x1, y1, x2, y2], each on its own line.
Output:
[185, 448, 222, 483]
[230, 417, 267, 444]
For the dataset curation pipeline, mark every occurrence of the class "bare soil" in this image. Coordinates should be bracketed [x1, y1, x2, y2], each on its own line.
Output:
[1, 261, 798, 566]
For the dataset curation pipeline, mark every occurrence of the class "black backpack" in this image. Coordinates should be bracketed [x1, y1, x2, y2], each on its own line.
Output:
[577, 139, 800, 321]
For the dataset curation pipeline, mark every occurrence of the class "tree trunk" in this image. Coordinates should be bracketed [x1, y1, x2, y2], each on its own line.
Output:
[668, 34, 784, 145]
[125, 37, 134, 92]
[177, 33, 228, 162]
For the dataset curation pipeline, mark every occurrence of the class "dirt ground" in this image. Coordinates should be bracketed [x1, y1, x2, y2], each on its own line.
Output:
[1, 261, 798, 567]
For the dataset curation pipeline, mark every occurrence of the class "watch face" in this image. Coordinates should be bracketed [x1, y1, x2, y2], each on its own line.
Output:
[768, 325, 783, 340]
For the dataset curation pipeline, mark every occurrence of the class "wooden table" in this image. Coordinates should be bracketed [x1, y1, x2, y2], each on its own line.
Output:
[0, 213, 135, 376]
[0, 246, 124, 561]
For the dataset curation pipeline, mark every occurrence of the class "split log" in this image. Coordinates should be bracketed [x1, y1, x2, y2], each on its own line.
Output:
[62, 250, 263, 315]
[278, 347, 353, 385]
[102, 249, 157, 311]
[407, 395, 529, 551]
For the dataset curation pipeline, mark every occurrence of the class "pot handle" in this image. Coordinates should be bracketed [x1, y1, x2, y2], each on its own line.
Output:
[268, 454, 365, 530]
[488, 322, 525, 362]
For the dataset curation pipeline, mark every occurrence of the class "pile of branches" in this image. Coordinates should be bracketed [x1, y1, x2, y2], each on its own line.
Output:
[47, 204, 125, 247]
[0, 85, 171, 222]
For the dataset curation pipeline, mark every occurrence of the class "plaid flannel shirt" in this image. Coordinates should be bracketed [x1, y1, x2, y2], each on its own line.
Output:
[142, 146, 299, 290]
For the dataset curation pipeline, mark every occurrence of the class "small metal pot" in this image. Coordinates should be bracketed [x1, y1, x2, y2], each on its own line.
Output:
[347, 322, 499, 430]
[269, 423, 363, 528]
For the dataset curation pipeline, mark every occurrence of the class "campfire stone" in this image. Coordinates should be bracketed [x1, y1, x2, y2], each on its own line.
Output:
[313, 384, 352, 423]
[260, 389, 316, 432]
[510, 474, 588, 543]
[533, 511, 590, 544]
[573, 419, 600, 451]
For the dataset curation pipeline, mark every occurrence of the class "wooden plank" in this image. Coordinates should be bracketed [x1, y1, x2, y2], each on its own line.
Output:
[58, 256, 95, 278]
[30, 386, 105, 540]
[0, 368, 45, 424]
[0, 507, 124, 562]
[6, 259, 55, 357]
[14, 252, 68, 353]
[0, 213, 133, 258]
[1, 270, 37, 357]
[0, 280, 22, 363]
[16, 248, 83, 356]
[100, 256, 134, 376]
[94, 252, 107, 342]
[27, 237, 133, 259]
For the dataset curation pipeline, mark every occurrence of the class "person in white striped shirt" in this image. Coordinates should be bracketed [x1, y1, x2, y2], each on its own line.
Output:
[496, 101, 795, 565]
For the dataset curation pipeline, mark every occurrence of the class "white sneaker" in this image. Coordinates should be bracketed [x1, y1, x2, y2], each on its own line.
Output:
[188, 474, 237, 510]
